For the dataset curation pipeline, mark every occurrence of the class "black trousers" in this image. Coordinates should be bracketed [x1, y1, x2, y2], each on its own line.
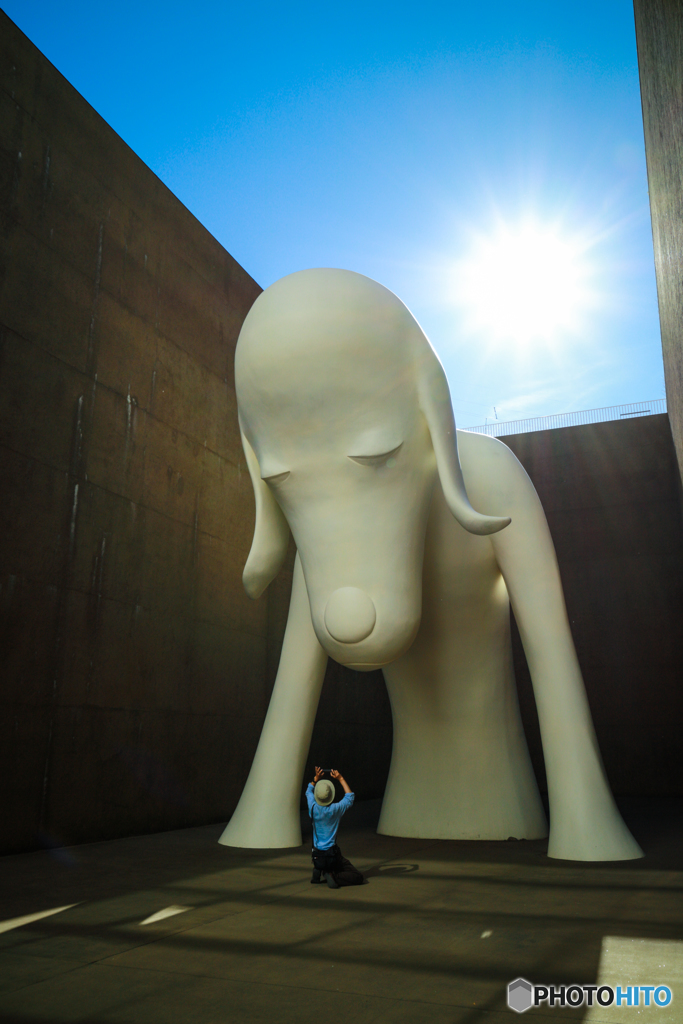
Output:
[311, 844, 364, 886]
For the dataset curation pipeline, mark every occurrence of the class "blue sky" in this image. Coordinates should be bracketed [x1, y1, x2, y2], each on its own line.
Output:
[5, 1, 664, 426]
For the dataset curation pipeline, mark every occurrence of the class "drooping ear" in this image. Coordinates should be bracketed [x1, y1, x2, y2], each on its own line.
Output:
[240, 428, 291, 598]
[417, 348, 511, 536]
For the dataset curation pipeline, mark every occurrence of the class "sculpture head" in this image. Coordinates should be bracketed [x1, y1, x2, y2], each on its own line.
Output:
[235, 269, 509, 669]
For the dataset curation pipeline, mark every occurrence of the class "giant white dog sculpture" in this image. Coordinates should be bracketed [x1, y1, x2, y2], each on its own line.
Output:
[219, 268, 642, 862]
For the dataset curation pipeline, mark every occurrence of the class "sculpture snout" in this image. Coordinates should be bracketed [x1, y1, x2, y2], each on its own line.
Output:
[324, 587, 377, 644]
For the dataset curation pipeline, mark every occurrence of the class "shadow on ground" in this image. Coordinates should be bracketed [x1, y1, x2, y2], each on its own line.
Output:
[0, 798, 680, 1024]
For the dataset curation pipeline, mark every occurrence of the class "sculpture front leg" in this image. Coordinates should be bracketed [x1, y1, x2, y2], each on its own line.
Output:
[219, 554, 328, 848]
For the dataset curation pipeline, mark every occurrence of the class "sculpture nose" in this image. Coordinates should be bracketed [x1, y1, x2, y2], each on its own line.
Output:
[324, 587, 377, 644]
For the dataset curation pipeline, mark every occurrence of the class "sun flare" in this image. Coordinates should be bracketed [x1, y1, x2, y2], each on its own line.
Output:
[454, 221, 592, 346]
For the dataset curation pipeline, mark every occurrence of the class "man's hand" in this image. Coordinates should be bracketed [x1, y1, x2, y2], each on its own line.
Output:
[313, 766, 324, 784]
[330, 769, 352, 794]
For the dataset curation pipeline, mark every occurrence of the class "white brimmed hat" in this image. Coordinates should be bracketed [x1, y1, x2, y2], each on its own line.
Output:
[314, 779, 335, 806]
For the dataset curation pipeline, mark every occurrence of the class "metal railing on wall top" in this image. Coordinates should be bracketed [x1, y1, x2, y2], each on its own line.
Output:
[462, 399, 667, 438]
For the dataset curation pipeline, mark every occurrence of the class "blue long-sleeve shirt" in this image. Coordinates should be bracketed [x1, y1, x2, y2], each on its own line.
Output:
[306, 783, 354, 850]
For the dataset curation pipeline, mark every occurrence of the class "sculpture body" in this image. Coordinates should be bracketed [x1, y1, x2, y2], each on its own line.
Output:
[220, 268, 643, 862]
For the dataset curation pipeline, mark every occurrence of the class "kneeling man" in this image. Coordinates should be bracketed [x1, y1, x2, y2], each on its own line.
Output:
[307, 767, 364, 888]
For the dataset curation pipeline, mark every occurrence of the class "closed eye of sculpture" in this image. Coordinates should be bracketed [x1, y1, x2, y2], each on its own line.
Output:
[348, 442, 403, 466]
[219, 267, 643, 863]
[262, 470, 290, 486]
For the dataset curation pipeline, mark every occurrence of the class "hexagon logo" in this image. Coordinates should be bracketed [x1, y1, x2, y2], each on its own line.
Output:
[508, 978, 533, 1013]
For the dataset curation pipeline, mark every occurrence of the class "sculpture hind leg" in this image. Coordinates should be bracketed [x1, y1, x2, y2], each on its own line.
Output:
[482, 438, 644, 861]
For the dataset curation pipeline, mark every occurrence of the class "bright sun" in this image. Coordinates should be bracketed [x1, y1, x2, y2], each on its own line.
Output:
[454, 221, 592, 346]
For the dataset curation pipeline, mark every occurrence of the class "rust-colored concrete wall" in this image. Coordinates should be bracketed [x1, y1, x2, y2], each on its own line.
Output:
[0, 13, 266, 853]
[506, 414, 683, 797]
[633, 0, 683, 485]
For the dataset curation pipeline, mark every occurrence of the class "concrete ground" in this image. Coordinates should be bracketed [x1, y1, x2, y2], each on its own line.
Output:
[0, 800, 681, 1024]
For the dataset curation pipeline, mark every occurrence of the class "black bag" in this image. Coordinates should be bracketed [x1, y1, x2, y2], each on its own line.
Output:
[311, 843, 341, 872]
